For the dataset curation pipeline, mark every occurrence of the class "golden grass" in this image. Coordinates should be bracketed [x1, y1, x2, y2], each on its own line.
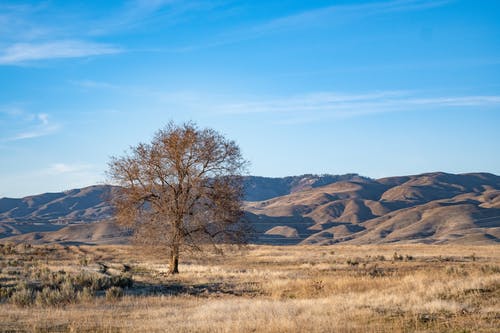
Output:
[0, 243, 499, 332]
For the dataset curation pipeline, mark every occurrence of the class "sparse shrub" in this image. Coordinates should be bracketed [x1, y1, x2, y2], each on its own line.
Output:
[308, 279, 324, 295]
[1, 242, 15, 255]
[79, 256, 89, 266]
[0, 285, 14, 301]
[438, 255, 453, 262]
[16, 242, 32, 254]
[368, 265, 386, 277]
[417, 313, 437, 323]
[393, 252, 403, 261]
[346, 258, 359, 266]
[480, 265, 500, 274]
[105, 286, 124, 301]
[446, 265, 469, 277]
[1, 265, 135, 307]
[73, 271, 95, 289]
[405, 254, 413, 261]
[78, 287, 95, 302]
[10, 284, 35, 307]
[7, 259, 20, 267]
[98, 263, 109, 274]
[36, 287, 66, 306]
[375, 255, 386, 261]
[111, 274, 133, 289]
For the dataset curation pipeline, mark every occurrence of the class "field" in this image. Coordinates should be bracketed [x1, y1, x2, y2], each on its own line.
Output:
[0, 243, 499, 332]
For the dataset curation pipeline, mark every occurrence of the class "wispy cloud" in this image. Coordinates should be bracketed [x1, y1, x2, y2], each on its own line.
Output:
[178, 0, 454, 51]
[0, 107, 60, 141]
[60, 80, 500, 123]
[0, 3, 52, 41]
[213, 91, 500, 124]
[254, 0, 453, 34]
[70, 79, 119, 90]
[0, 0, 220, 64]
[88, 0, 206, 35]
[0, 40, 122, 65]
[0, 2, 126, 65]
[46, 163, 94, 175]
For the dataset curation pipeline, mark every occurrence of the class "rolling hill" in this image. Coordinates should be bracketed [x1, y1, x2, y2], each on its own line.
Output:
[1, 172, 499, 245]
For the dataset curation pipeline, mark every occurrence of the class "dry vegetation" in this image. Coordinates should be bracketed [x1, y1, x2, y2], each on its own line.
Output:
[0, 242, 499, 332]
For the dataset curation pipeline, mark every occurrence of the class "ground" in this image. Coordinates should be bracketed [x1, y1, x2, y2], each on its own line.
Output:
[0, 243, 499, 332]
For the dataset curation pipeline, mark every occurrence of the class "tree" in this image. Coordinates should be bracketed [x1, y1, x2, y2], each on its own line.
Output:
[108, 122, 248, 274]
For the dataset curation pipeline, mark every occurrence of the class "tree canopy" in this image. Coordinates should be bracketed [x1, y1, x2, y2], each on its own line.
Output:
[108, 122, 249, 273]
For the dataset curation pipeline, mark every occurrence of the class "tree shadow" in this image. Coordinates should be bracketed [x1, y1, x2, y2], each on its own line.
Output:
[129, 280, 259, 297]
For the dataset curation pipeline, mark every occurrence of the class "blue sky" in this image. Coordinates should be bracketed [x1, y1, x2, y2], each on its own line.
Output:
[1, 0, 499, 198]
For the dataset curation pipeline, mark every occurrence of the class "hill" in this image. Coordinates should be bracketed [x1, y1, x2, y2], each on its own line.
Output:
[1, 172, 499, 245]
[245, 172, 500, 245]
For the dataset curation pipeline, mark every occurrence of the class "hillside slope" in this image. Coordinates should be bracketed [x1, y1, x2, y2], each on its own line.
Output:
[245, 172, 500, 245]
[1, 172, 499, 245]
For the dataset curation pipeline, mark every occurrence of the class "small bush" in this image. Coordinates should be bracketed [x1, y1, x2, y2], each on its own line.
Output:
[79, 256, 89, 266]
[393, 252, 403, 261]
[78, 287, 95, 302]
[446, 265, 469, 277]
[98, 263, 108, 274]
[368, 265, 386, 277]
[0, 286, 14, 300]
[346, 258, 359, 266]
[0, 242, 15, 255]
[308, 279, 324, 295]
[105, 286, 123, 301]
[480, 265, 500, 274]
[36, 288, 65, 306]
[111, 274, 133, 289]
[7, 259, 20, 267]
[10, 285, 35, 307]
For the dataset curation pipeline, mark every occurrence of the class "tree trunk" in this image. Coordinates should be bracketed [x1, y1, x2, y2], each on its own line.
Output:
[169, 245, 179, 274]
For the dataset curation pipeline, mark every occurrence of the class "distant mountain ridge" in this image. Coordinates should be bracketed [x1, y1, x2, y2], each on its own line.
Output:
[243, 174, 370, 201]
[0, 174, 366, 223]
[0, 185, 118, 223]
[1, 172, 499, 245]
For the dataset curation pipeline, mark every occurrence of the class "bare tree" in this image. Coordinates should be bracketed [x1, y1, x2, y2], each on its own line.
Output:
[108, 122, 249, 274]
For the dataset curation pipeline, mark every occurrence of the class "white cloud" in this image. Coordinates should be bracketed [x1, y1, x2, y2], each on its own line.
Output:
[213, 91, 500, 123]
[47, 163, 94, 175]
[70, 80, 119, 90]
[37, 113, 49, 125]
[254, 0, 453, 34]
[1, 110, 60, 141]
[185, 0, 454, 51]
[10, 126, 59, 140]
[0, 40, 122, 65]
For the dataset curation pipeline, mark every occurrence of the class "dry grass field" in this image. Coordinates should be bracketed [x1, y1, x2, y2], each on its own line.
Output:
[0, 243, 499, 332]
